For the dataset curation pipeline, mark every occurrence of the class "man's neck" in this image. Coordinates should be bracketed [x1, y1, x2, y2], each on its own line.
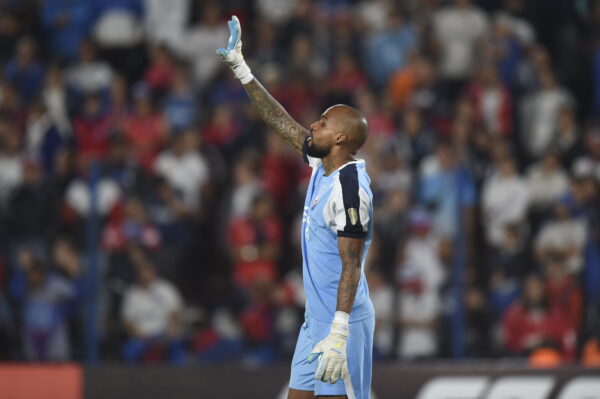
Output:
[322, 152, 356, 176]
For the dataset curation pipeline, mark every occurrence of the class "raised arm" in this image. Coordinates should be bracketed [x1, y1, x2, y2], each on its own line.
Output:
[242, 79, 307, 155]
[216, 16, 307, 155]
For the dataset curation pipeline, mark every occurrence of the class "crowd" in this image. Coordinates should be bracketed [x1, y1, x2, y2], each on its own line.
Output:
[0, 0, 599, 367]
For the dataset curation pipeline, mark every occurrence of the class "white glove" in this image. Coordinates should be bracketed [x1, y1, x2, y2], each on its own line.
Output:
[216, 15, 254, 84]
[307, 311, 350, 384]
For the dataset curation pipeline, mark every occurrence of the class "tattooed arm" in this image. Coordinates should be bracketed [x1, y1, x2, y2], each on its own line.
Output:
[336, 236, 365, 313]
[215, 16, 308, 155]
[243, 79, 308, 155]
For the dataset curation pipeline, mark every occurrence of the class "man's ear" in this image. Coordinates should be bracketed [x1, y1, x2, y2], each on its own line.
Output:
[335, 133, 347, 144]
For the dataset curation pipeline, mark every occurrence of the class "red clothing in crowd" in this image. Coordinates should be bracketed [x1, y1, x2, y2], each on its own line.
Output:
[73, 114, 113, 160]
[102, 219, 161, 252]
[546, 276, 583, 329]
[466, 82, 512, 138]
[261, 153, 300, 213]
[228, 215, 282, 287]
[122, 112, 166, 171]
[501, 303, 576, 360]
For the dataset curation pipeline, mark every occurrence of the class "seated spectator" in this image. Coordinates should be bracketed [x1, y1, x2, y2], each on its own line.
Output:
[72, 94, 113, 161]
[397, 258, 441, 360]
[121, 260, 184, 364]
[228, 194, 282, 289]
[154, 129, 209, 211]
[14, 257, 76, 362]
[122, 83, 167, 171]
[102, 197, 161, 253]
[147, 177, 193, 246]
[535, 202, 587, 273]
[552, 107, 582, 169]
[572, 126, 600, 182]
[4, 37, 45, 104]
[144, 44, 177, 95]
[0, 123, 23, 209]
[501, 274, 576, 360]
[466, 64, 512, 138]
[40, 0, 94, 61]
[163, 65, 197, 132]
[481, 155, 529, 248]
[418, 140, 476, 238]
[66, 39, 113, 97]
[544, 254, 583, 329]
[24, 100, 66, 176]
[41, 64, 71, 136]
[526, 151, 569, 213]
[229, 151, 263, 220]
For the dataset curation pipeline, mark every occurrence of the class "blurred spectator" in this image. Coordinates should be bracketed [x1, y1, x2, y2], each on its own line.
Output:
[481, 155, 529, 248]
[143, 0, 188, 47]
[92, 0, 144, 50]
[365, 10, 418, 88]
[0, 123, 23, 209]
[228, 194, 282, 289]
[572, 126, 600, 182]
[163, 65, 197, 132]
[501, 274, 576, 360]
[24, 100, 66, 176]
[102, 196, 161, 253]
[464, 286, 493, 357]
[175, 2, 228, 86]
[526, 151, 569, 212]
[544, 255, 583, 329]
[144, 44, 177, 95]
[466, 64, 512, 138]
[535, 201, 587, 273]
[121, 259, 184, 364]
[256, 0, 297, 24]
[229, 151, 263, 220]
[66, 40, 113, 97]
[0, 11, 20, 61]
[520, 70, 573, 159]
[7, 159, 59, 243]
[154, 129, 208, 211]
[418, 140, 476, 238]
[40, 0, 94, 61]
[16, 258, 76, 362]
[396, 107, 436, 171]
[432, 0, 488, 94]
[41, 65, 71, 136]
[122, 82, 167, 170]
[4, 37, 44, 104]
[397, 254, 441, 360]
[551, 107, 582, 169]
[72, 94, 112, 161]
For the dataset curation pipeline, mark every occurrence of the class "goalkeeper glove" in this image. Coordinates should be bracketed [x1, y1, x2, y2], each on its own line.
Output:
[307, 311, 350, 384]
[216, 15, 254, 84]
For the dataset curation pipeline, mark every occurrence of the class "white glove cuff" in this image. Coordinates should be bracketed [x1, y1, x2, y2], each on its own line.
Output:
[333, 311, 350, 325]
[232, 60, 253, 85]
[331, 311, 350, 338]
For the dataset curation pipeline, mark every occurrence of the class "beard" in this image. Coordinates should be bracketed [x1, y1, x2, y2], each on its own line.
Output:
[306, 140, 331, 158]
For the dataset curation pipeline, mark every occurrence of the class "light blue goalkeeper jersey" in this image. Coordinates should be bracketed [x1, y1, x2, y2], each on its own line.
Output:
[301, 140, 375, 323]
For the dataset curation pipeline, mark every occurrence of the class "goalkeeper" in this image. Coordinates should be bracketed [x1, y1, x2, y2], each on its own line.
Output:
[217, 16, 375, 399]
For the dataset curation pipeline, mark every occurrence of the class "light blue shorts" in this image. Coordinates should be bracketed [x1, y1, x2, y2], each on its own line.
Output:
[289, 313, 374, 399]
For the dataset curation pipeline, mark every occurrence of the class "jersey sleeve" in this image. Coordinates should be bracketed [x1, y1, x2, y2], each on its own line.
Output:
[324, 164, 371, 238]
[302, 138, 322, 169]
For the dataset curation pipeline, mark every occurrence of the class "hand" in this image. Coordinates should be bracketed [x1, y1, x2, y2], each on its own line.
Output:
[216, 16, 253, 84]
[307, 312, 349, 384]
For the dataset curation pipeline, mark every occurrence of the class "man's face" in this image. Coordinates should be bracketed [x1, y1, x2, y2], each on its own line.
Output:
[307, 107, 341, 158]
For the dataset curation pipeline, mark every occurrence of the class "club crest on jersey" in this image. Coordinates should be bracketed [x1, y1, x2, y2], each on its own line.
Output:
[348, 208, 358, 225]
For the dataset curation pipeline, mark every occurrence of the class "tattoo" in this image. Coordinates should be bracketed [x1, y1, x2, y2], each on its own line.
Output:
[336, 237, 365, 314]
[243, 79, 308, 155]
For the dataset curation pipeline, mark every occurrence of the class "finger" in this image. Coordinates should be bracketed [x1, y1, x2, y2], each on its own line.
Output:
[330, 360, 342, 384]
[322, 361, 335, 383]
[314, 357, 327, 380]
[340, 362, 348, 381]
[227, 17, 240, 51]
